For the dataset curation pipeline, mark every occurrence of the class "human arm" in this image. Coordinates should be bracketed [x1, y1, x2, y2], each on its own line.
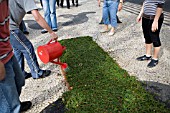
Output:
[118, 0, 123, 11]
[0, 61, 5, 81]
[31, 9, 58, 40]
[136, 3, 144, 22]
[152, 7, 163, 32]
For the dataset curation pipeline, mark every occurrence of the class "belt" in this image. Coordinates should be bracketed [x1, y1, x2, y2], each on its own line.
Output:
[143, 13, 164, 20]
[0, 37, 10, 42]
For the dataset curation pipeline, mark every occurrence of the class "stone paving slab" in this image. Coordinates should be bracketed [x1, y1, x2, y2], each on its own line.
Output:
[21, 0, 170, 112]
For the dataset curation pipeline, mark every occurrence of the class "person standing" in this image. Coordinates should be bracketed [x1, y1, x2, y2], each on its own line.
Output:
[41, 0, 58, 33]
[60, 0, 70, 9]
[0, 0, 31, 112]
[72, 0, 78, 7]
[98, 0, 123, 36]
[136, 0, 165, 68]
[9, 0, 58, 79]
[56, 0, 60, 7]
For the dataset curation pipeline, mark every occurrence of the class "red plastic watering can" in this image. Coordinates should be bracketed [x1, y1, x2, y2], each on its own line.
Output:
[37, 40, 72, 90]
[37, 40, 65, 63]
[37, 40, 68, 69]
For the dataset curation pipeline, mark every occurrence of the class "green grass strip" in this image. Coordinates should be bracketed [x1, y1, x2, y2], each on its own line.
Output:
[60, 36, 169, 113]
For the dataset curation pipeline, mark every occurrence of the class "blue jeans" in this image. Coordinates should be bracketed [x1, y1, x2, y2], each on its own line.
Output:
[102, 0, 119, 27]
[0, 55, 25, 113]
[42, 0, 58, 30]
[10, 29, 43, 79]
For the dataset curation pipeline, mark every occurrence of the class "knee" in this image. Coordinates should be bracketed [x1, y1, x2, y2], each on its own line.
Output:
[44, 10, 50, 16]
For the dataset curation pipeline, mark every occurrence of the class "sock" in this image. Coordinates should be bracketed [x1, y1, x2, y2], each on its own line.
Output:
[152, 58, 158, 61]
[145, 54, 151, 57]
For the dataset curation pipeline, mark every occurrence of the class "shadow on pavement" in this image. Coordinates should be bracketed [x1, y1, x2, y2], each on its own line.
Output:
[24, 12, 96, 30]
[126, 0, 170, 12]
[24, 20, 43, 30]
[142, 81, 170, 108]
[59, 12, 96, 26]
[40, 98, 66, 113]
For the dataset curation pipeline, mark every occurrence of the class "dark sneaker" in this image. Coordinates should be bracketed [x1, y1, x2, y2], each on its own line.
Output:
[75, 3, 78, 7]
[60, 3, 63, 8]
[147, 59, 158, 68]
[25, 72, 32, 79]
[99, 19, 104, 24]
[39, 70, 51, 78]
[117, 19, 122, 23]
[136, 55, 151, 61]
[41, 29, 48, 34]
[23, 31, 29, 35]
[20, 101, 32, 112]
[52, 28, 58, 32]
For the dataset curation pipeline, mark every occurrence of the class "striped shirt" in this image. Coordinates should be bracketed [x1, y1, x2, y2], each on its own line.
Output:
[0, 0, 13, 64]
[143, 0, 165, 16]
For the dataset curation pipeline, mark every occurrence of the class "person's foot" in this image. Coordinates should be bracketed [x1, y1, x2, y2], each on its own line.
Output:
[117, 19, 122, 23]
[20, 101, 32, 112]
[99, 19, 104, 24]
[147, 59, 158, 68]
[39, 70, 51, 79]
[60, 3, 63, 7]
[136, 55, 152, 61]
[117, 20, 122, 23]
[67, 6, 70, 9]
[23, 31, 29, 35]
[25, 72, 32, 79]
[100, 28, 109, 33]
[52, 28, 58, 32]
[41, 29, 48, 34]
[108, 32, 114, 36]
[75, 3, 78, 7]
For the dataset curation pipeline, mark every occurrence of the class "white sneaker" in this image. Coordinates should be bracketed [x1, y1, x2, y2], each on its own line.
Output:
[108, 31, 115, 36]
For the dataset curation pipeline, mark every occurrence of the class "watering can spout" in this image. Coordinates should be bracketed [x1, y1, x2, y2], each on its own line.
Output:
[62, 46, 66, 51]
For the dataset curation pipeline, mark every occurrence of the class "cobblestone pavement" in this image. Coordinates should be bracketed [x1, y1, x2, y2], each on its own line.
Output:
[21, 0, 170, 112]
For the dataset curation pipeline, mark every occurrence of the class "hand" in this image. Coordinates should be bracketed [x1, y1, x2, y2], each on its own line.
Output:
[152, 20, 158, 32]
[0, 61, 5, 81]
[50, 32, 58, 41]
[136, 15, 142, 22]
[118, 3, 123, 11]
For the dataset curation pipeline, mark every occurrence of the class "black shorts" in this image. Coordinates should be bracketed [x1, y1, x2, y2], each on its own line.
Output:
[142, 16, 164, 47]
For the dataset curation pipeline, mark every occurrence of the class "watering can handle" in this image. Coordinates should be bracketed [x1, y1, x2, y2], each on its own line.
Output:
[47, 39, 57, 45]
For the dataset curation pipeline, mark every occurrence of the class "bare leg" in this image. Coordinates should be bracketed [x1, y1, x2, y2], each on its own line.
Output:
[110, 27, 115, 33]
[145, 43, 152, 56]
[104, 25, 109, 31]
[153, 47, 160, 59]
[108, 27, 115, 36]
[100, 24, 109, 33]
